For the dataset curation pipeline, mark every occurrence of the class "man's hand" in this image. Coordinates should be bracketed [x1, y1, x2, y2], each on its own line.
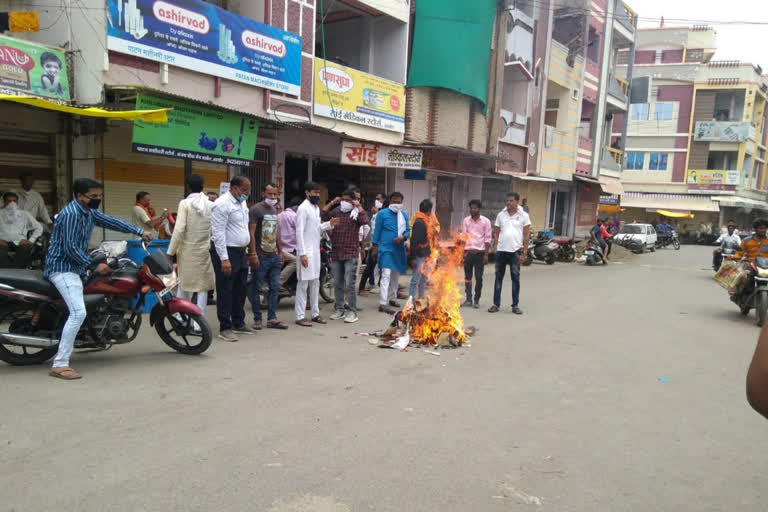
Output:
[162, 210, 170, 218]
[18, 239, 32, 246]
[301, 255, 309, 268]
[394, 236, 405, 245]
[483, 253, 489, 265]
[330, 217, 341, 227]
[333, 196, 341, 205]
[248, 253, 260, 269]
[141, 231, 153, 241]
[95, 263, 111, 275]
[519, 251, 527, 264]
[221, 260, 232, 275]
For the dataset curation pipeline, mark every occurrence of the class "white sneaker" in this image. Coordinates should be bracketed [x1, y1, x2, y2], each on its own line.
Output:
[329, 310, 346, 321]
[344, 311, 359, 323]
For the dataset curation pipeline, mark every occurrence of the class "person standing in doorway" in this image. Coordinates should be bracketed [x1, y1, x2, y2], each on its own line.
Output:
[248, 182, 289, 330]
[295, 181, 339, 327]
[322, 188, 369, 323]
[15, 172, 53, 229]
[210, 175, 254, 342]
[372, 191, 409, 314]
[461, 199, 492, 308]
[409, 199, 437, 300]
[167, 174, 215, 331]
[489, 192, 530, 315]
[522, 198, 530, 214]
[131, 191, 167, 238]
[45, 179, 151, 380]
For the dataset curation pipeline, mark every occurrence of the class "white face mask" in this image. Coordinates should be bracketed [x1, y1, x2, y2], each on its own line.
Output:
[265, 198, 278, 207]
[375, 200, 383, 209]
[339, 201, 353, 213]
[2, 202, 18, 223]
[389, 203, 403, 213]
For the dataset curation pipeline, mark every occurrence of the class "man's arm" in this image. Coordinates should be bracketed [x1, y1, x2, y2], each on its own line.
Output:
[93, 209, 144, 236]
[26, 213, 43, 243]
[35, 194, 52, 225]
[747, 322, 768, 419]
[59, 212, 93, 268]
[210, 202, 230, 261]
[295, 206, 307, 257]
[247, 220, 260, 268]
[492, 225, 500, 252]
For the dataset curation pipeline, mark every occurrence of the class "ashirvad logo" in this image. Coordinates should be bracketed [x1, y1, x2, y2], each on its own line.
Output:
[317, 66, 353, 93]
[241, 31, 286, 58]
[153, 1, 210, 34]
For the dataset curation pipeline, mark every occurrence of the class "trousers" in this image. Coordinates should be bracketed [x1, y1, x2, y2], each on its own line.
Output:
[295, 279, 319, 320]
[49, 272, 87, 368]
[379, 268, 400, 305]
[280, 250, 296, 286]
[493, 250, 521, 308]
[409, 257, 428, 299]
[211, 246, 248, 331]
[463, 251, 485, 303]
[332, 259, 358, 312]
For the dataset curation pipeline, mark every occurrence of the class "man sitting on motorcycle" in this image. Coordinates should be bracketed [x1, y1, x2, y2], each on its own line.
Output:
[0, 191, 43, 269]
[713, 220, 741, 271]
[735, 219, 768, 261]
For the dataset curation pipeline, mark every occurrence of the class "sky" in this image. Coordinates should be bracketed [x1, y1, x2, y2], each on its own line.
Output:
[633, 0, 766, 67]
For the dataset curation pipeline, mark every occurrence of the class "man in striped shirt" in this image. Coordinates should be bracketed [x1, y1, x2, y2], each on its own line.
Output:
[45, 179, 150, 380]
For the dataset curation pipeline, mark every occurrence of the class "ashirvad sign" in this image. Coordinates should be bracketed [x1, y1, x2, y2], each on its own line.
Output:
[131, 94, 259, 166]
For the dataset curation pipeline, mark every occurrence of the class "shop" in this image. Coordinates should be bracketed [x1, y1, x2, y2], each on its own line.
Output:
[511, 175, 554, 233]
[714, 197, 768, 233]
[619, 192, 721, 238]
[547, 180, 578, 237]
[574, 178, 601, 237]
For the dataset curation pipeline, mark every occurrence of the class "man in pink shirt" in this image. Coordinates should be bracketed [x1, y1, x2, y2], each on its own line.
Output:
[277, 197, 301, 288]
[461, 199, 492, 308]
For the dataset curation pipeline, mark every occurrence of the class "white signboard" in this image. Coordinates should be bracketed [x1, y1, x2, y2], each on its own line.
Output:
[340, 140, 423, 169]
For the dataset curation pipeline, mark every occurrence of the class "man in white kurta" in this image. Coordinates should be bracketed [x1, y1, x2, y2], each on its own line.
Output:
[295, 182, 338, 326]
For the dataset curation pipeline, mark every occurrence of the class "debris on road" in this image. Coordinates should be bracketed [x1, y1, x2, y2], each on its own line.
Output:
[657, 377, 671, 383]
[423, 349, 441, 356]
[494, 484, 543, 505]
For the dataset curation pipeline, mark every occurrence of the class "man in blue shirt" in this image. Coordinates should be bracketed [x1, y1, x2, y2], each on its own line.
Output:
[45, 179, 150, 380]
[371, 191, 409, 314]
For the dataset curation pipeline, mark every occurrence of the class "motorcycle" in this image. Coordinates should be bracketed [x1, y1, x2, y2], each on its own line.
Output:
[583, 240, 607, 266]
[0, 241, 212, 366]
[614, 234, 645, 254]
[656, 230, 681, 250]
[731, 257, 768, 327]
[522, 232, 557, 266]
[713, 246, 737, 272]
[553, 237, 576, 262]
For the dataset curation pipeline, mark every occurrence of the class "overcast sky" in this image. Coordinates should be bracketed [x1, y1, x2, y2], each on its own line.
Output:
[634, 0, 765, 67]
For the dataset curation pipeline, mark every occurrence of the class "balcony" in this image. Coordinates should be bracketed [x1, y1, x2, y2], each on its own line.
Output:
[613, 0, 636, 45]
[500, 109, 528, 146]
[606, 74, 628, 111]
[694, 121, 754, 142]
[600, 147, 622, 178]
[606, 146, 623, 165]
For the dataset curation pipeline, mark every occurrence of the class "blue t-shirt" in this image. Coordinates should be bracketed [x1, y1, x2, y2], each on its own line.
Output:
[591, 225, 602, 240]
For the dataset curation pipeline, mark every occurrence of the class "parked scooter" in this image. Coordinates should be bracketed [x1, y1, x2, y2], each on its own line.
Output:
[0, 241, 212, 366]
[583, 240, 607, 265]
[522, 232, 557, 266]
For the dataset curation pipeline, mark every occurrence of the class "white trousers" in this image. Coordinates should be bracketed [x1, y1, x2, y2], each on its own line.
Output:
[295, 279, 319, 320]
[379, 268, 400, 305]
[176, 289, 208, 311]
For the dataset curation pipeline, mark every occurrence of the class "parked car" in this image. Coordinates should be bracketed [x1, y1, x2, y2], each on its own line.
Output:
[614, 223, 658, 253]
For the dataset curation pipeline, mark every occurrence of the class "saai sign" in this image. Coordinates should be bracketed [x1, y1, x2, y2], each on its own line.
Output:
[340, 140, 423, 169]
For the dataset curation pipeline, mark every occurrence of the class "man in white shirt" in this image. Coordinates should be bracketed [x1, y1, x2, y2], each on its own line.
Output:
[489, 192, 530, 315]
[210, 175, 254, 342]
[0, 191, 43, 268]
[16, 172, 52, 228]
[713, 220, 742, 271]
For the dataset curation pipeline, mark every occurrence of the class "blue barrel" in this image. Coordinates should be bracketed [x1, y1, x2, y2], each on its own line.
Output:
[126, 239, 170, 314]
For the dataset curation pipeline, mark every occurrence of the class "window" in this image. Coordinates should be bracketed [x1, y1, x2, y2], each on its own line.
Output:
[630, 103, 649, 120]
[649, 153, 668, 170]
[655, 50, 662, 64]
[653, 102, 674, 121]
[626, 152, 645, 170]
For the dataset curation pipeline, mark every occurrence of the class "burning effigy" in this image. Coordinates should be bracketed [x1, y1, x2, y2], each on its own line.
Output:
[380, 234, 474, 348]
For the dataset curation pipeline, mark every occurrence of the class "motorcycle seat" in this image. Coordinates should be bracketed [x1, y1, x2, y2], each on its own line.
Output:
[0, 269, 60, 298]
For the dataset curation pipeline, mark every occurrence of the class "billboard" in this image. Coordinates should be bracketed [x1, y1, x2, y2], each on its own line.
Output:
[686, 169, 740, 186]
[340, 140, 422, 169]
[313, 58, 405, 133]
[0, 35, 70, 101]
[107, 0, 301, 95]
[694, 121, 753, 142]
[131, 94, 259, 166]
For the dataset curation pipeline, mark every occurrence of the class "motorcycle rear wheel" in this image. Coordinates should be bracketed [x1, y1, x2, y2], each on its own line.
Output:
[545, 253, 556, 265]
[319, 264, 335, 303]
[155, 312, 212, 355]
[0, 307, 57, 366]
[563, 247, 576, 262]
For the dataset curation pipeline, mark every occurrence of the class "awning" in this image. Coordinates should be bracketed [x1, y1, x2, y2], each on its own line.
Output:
[599, 204, 625, 213]
[657, 209, 695, 219]
[0, 94, 170, 123]
[621, 192, 720, 212]
[517, 175, 556, 182]
[575, 175, 600, 184]
[713, 197, 768, 210]
[599, 176, 624, 195]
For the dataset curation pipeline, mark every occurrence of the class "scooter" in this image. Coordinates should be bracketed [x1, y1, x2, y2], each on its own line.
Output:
[0, 241, 212, 366]
[583, 240, 607, 266]
[522, 233, 557, 266]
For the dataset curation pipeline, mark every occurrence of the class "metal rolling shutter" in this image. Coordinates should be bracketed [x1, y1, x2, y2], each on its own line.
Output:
[0, 129, 56, 216]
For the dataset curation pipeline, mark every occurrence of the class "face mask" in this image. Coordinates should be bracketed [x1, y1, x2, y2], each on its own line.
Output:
[5, 202, 18, 214]
[375, 200, 383, 209]
[340, 201, 353, 213]
[309, 195, 320, 205]
[265, 198, 278, 207]
[238, 194, 248, 203]
[88, 198, 102, 210]
[389, 203, 403, 213]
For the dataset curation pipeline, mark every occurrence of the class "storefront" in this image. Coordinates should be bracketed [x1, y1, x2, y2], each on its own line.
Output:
[547, 180, 578, 237]
[713, 197, 768, 233]
[574, 178, 601, 238]
[619, 192, 721, 236]
[511, 175, 554, 233]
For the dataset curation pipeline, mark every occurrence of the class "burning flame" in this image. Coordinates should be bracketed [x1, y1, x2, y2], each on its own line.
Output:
[400, 233, 468, 346]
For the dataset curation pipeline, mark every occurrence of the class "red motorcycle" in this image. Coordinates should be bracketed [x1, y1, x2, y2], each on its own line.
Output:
[0, 243, 212, 365]
[553, 237, 577, 262]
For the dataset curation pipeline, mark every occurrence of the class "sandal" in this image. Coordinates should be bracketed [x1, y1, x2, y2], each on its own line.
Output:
[267, 320, 289, 330]
[312, 316, 327, 324]
[251, 321, 263, 330]
[49, 367, 82, 380]
[295, 319, 313, 327]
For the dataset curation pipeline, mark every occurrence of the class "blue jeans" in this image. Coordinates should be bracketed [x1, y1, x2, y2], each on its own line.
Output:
[48, 272, 87, 368]
[251, 253, 281, 322]
[409, 256, 428, 299]
[332, 259, 358, 312]
[493, 250, 521, 308]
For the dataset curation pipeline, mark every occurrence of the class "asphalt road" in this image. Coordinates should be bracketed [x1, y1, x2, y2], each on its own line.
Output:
[1, 245, 765, 511]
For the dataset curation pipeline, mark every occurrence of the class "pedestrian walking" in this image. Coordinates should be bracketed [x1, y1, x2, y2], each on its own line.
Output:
[131, 191, 168, 238]
[359, 192, 385, 296]
[488, 192, 530, 315]
[167, 174, 215, 331]
[461, 199, 492, 308]
[409, 199, 437, 300]
[322, 188, 369, 323]
[248, 182, 289, 330]
[210, 175, 254, 342]
[45, 179, 150, 380]
[295, 181, 339, 327]
[372, 191, 409, 314]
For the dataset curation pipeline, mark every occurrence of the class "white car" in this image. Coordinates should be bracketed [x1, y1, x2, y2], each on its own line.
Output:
[615, 223, 658, 252]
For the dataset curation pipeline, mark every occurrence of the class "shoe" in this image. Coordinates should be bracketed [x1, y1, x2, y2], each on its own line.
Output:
[312, 316, 327, 324]
[389, 300, 400, 308]
[358, 289, 368, 296]
[512, 306, 523, 315]
[218, 330, 239, 342]
[207, 297, 216, 305]
[232, 325, 254, 334]
[295, 319, 312, 327]
[473, 303, 480, 309]
[379, 305, 397, 314]
[370, 287, 379, 293]
[487, 305, 499, 313]
[344, 312, 359, 323]
[461, 300, 473, 308]
[330, 310, 346, 321]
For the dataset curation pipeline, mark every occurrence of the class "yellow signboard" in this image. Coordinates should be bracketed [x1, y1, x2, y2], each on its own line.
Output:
[313, 58, 405, 133]
[685, 169, 740, 186]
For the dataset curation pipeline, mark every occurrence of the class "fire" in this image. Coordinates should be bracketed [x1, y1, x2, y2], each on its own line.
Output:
[400, 233, 468, 346]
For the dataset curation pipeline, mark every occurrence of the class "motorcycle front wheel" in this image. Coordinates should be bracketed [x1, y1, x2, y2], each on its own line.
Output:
[155, 311, 212, 355]
[563, 246, 576, 262]
[319, 264, 335, 303]
[673, 238, 681, 250]
[0, 306, 57, 365]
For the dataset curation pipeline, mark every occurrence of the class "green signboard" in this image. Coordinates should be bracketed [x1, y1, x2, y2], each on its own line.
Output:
[132, 94, 259, 166]
[0, 35, 71, 101]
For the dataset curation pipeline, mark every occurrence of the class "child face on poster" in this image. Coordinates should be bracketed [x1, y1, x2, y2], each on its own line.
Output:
[40, 52, 62, 93]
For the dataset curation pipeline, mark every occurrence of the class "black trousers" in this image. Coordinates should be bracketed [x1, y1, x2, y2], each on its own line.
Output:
[463, 251, 485, 303]
[359, 250, 378, 291]
[0, 243, 33, 269]
[211, 246, 248, 332]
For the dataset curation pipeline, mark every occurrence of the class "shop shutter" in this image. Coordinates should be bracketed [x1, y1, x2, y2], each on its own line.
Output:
[0, 128, 55, 216]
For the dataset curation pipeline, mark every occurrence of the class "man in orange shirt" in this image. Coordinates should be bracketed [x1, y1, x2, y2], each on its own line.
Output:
[736, 219, 768, 261]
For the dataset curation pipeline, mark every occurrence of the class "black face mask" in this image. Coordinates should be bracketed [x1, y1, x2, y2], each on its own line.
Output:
[309, 195, 320, 205]
[88, 198, 102, 210]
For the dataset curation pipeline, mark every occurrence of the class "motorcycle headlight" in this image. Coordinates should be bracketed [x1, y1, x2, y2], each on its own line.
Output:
[757, 268, 768, 278]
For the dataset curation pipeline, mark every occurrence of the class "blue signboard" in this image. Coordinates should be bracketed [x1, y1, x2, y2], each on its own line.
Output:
[107, 0, 301, 95]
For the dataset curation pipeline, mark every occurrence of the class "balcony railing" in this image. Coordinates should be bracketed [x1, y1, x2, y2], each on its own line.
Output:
[606, 146, 623, 165]
[607, 74, 628, 105]
[615, 0, 637, 32]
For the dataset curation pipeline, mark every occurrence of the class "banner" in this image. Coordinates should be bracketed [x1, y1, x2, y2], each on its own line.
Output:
[314, 58, 405, 133]
[132, 94, 259, 166]
[107, 0, 301, 95]
[0, 35, 70, 101]
[340, 140, 422, 169]
[694, 121, 753, 142]
[686, 169, 740, 186]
